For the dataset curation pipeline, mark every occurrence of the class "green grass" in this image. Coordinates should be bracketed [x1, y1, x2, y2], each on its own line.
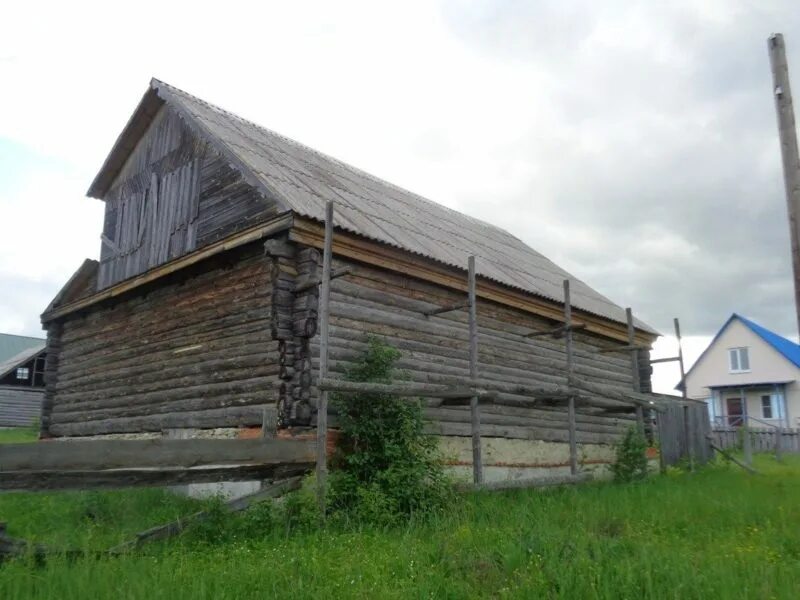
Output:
[1, 434, 799, 598]
[0, 425, 40, 444]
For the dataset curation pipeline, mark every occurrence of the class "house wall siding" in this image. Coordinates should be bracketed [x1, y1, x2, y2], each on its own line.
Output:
[97, 105, 281, 290]
[45, 244, 278, 437]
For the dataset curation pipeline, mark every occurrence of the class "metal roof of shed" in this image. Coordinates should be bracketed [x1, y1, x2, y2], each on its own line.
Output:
[0, 334, 45, 364]
[89, 79, 656, 334]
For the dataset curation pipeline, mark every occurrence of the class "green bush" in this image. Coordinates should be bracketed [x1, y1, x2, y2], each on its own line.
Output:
[610, 426, 649, 483]
[329, 336, 452, 525]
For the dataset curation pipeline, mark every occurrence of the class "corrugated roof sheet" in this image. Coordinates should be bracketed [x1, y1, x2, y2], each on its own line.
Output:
[0, 334, 45, 364]
[0, 343, 45, 380]
[97, 79, 657, 333]
[737, 314, 800, 368]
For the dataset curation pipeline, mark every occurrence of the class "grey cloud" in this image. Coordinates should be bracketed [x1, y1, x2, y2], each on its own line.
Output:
[443, 0, 800, 338]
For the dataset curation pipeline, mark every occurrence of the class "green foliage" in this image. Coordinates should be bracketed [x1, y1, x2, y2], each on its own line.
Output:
[610, 425, 649, 483]
[2, 456, 800, 598]
[329, 336, 452, 525]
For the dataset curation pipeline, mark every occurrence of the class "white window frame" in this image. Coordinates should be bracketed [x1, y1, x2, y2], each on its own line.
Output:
[15, 367, 29, 380]
[728, 347, 750, 373]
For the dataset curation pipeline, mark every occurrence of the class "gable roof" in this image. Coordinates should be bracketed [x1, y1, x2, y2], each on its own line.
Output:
[0, 342, 45, 380]
[678, 313, 800, 389]
[0, 333, 45, 364]
[88, 78, 656, 334]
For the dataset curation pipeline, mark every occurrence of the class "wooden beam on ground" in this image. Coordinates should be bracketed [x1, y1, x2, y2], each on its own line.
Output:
[707, 438, 759, 474]
[0, 438, 314, 492]
[468, 255, 483, 485]
[108, 477, 303, 553]
[316, 200, 334, 515]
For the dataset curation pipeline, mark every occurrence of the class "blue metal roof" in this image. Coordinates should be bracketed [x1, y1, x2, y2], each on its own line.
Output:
[736, 314, 800, 368]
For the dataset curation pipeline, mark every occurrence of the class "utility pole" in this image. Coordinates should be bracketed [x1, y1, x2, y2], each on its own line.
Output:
[768, 33, 800, 338]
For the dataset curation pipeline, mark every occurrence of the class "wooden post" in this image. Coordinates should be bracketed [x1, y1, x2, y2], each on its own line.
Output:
[625, 308, 640, 393]
[674, 318, 688, 400]
[563, 280, 578, 475]
[768, 34, 800, 338]
[316, 201, 334, 514]
[468, 255, 483, 484]
[741, 386, 753, 467]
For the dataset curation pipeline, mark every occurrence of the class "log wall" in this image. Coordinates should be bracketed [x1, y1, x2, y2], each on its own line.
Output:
[303, 254, 647, 446]
[45, 244, 278, 437]
[97, 105, 281, 290]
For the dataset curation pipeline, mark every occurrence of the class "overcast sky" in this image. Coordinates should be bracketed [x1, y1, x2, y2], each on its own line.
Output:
[1, 0, 799, 393]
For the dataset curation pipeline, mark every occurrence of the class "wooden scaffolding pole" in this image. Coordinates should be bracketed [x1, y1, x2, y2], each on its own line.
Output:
[563, 280, 578, 475]
[468, 255, 483, 484]
[626, 308, 646, 435]
[768, 33, 800, 339]
[316, 200, 334, 514]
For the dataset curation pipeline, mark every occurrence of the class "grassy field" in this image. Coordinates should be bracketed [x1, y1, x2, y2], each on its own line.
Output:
[1, 429, 799, 599]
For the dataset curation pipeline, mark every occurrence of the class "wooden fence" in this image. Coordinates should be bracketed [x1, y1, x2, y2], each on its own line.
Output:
[712, 427, 800, 453]
[657, 401, 713, 467]
[0, 437, 315, 492]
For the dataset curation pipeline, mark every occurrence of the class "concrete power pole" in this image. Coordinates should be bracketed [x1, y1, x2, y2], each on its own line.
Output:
[768, 33, 800, 339]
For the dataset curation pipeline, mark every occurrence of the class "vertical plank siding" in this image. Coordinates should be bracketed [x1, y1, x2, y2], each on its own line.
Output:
[658, 402, 713, 466]
[98, 106, 280, 290]
[45, 246, 278, 437]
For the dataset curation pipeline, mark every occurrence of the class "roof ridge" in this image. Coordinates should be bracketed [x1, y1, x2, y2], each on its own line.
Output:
[151, 78, 509, 235]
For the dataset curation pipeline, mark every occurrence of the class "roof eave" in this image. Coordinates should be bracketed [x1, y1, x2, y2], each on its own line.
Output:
[86, 81, 164, 199]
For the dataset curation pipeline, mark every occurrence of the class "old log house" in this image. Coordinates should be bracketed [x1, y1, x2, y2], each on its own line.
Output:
[40, 79, 659, 480]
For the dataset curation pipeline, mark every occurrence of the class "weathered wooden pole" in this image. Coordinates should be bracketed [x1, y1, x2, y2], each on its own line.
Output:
[675, 317, 695, 469]
[468, 255, 483, 484]
[563, 280, 578, 475]
[674, 318, 688, 401]
[316, 200, 334, 514]
[769, 33, 800, 338]
[625, 308, 640, 393]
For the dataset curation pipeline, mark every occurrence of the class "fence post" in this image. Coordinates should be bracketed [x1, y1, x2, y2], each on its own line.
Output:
[742, 422, 753, 467]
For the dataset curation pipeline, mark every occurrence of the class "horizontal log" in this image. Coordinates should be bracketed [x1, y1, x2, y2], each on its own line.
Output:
[318, 378, 495, 400]
[0, 436, 313, 476]
[0, 464, 312, 492]
[47, 405, 271, 436]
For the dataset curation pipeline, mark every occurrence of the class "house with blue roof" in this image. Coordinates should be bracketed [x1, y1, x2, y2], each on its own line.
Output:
[682, 314, 800, 429]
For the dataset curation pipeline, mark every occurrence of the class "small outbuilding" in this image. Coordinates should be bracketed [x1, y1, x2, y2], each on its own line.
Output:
[0, 333, 46, 427]
[40, 79, 662, 480]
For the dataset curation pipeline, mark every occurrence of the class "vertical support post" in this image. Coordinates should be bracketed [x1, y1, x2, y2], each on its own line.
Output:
[468, 255, 483, 484]
[741, 386, 753, 467]
[675, 317, 693, 469]
[674, 318, 687, 400]
[625, 308, 640, 393]
[563, 280, 578, 475]
[316, 201, 334, 514]
[768, 34, 800, 339]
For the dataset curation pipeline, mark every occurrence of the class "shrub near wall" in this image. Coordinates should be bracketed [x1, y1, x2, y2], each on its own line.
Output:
[329, 337, 452, 525]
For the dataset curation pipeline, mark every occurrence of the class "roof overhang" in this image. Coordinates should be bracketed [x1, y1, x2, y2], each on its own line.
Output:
[708, 380, 794, 390]
[87, 83, 165, 199]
